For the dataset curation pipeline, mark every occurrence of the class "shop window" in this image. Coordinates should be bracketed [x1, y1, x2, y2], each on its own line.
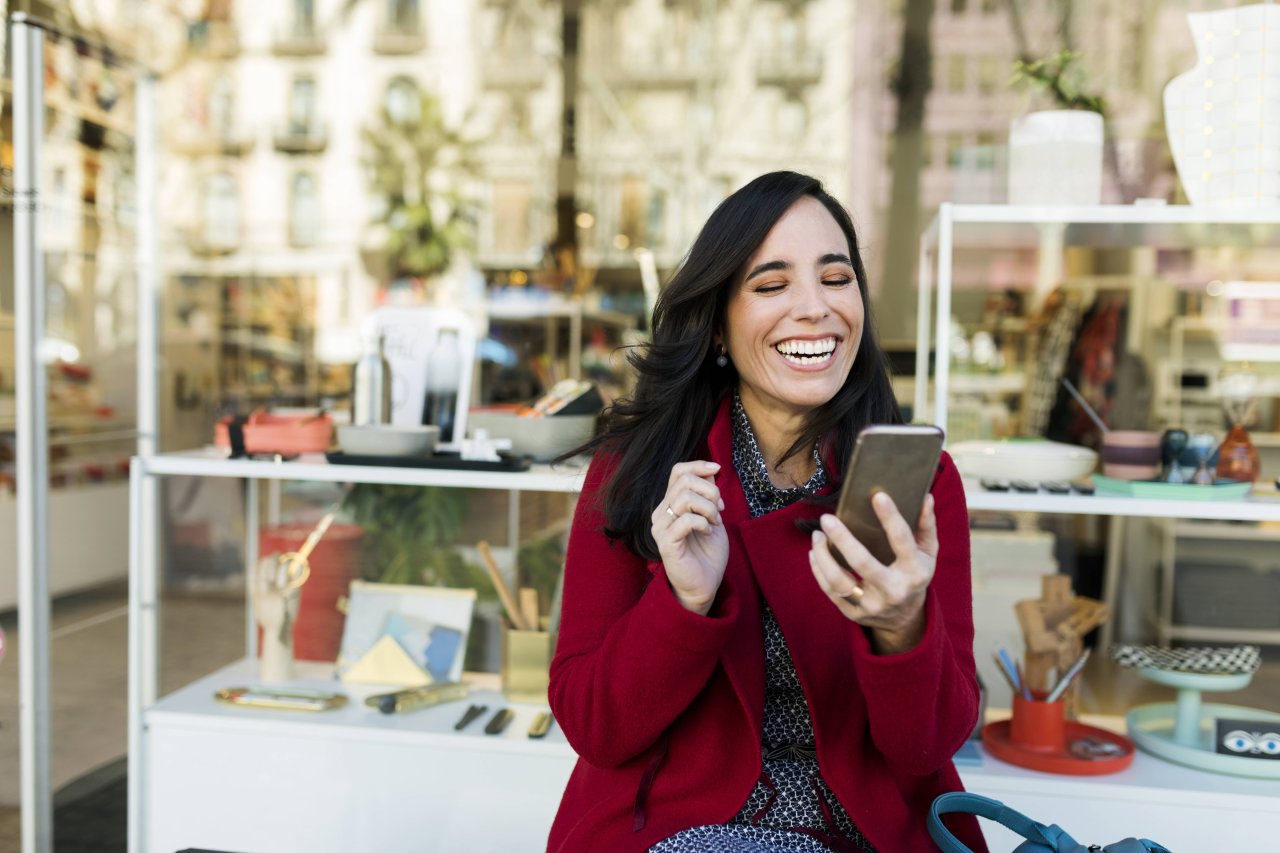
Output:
[290, 172, 321, 246]
[202, 173, 239, 248]
[288, 75, 317, 134]
[946, 133, 968, 168]
[385, 76, 420, 126]
[974, 131, 997, 169]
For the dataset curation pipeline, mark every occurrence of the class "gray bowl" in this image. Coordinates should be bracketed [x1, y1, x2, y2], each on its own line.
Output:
[338, 424, 439, 457]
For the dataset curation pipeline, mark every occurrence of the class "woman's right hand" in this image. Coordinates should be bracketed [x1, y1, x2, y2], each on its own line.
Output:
[650, 461, 729, 616]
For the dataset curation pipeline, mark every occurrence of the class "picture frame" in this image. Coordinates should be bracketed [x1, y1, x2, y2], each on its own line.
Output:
[337, 581, 477, 684]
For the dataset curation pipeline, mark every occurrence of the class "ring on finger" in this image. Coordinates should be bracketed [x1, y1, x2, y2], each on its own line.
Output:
[665, 505, 677, 519]
[841, 583, 865, 606]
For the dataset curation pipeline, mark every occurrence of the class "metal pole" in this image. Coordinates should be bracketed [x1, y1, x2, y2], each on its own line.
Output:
[130, 71, 160, 853]
[13, 13, 53, 853]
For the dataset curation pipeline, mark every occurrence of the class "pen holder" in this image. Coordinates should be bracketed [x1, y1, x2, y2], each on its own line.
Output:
[1010, 693, 1067, 753]
[501, 629, 557, 704]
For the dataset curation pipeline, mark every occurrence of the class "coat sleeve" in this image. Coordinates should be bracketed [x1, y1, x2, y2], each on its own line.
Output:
[548, 454, 742, 768]
[848, 452, 980, 776]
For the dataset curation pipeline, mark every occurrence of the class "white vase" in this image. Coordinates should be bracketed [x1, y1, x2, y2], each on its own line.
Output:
[1164, 4, 1280, 207]
[1007, 110, 1104, 206]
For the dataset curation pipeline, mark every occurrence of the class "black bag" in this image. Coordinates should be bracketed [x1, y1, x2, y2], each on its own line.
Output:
[928, 792, 1173, 853]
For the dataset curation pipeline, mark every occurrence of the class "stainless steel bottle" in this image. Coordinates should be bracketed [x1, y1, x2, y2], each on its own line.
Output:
[352, 331, 391, 425]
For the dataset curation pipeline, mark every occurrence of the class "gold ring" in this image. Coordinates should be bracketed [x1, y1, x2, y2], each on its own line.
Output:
[841, 584, 865, 606]
[665, 505, 676, 519]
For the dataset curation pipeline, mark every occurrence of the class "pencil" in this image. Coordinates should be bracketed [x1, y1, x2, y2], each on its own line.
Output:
[1046, 648, 1092, 703]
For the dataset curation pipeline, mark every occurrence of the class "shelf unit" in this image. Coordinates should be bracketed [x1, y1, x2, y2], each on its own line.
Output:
[127, 451, 587, 852]
[916, 203, 1280, 649]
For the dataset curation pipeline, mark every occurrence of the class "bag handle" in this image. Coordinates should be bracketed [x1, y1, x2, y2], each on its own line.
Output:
[928, 792, 1067, 852]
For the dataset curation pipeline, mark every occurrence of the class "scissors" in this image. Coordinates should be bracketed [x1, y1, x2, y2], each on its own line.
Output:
[265, 511, 335, 592]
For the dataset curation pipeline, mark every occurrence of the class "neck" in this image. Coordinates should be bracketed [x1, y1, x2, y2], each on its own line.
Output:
[738, 391, 814, 489]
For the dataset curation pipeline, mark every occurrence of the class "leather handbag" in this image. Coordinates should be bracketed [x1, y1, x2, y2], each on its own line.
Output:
[928, 792, 1174, 853]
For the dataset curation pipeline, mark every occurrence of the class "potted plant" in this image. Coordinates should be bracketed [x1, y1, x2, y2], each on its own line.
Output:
[1007, 49, 1108, 206]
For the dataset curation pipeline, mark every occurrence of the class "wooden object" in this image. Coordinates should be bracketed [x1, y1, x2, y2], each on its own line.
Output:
[519, 587, 540, 632]
[1015, 574, 1109, 713]
[477, 541, 531, 631]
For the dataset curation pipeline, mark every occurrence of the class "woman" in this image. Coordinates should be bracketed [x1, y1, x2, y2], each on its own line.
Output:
[547, 171, 985, 852]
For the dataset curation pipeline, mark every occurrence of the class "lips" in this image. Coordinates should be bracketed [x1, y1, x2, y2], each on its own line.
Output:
[774, 336, 837, 365]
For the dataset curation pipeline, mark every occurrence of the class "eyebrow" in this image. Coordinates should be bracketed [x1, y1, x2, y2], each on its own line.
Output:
[744, 253, 854, 282]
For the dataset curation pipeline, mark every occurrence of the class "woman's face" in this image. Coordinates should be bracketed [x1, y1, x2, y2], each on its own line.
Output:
[722, 196, 865, 422]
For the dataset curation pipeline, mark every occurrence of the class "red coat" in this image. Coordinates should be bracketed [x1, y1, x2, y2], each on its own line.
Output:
[548, 399, 987, 852]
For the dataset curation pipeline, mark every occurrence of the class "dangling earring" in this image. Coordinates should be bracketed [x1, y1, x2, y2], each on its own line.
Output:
[715, 345, 729, 368]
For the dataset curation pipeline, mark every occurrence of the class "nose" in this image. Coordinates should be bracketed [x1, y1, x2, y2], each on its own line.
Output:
[791, 276, 831, 322]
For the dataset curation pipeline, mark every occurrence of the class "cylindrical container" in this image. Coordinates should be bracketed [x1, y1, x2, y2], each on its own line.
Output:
[258, 522, 364, 661]
[352, 331, 391, 426]
[1100, 430, 1162, 480]
[501, 629, 557, 704]
[1010, 693, 1067, 753]
[422, 328, 461, 442]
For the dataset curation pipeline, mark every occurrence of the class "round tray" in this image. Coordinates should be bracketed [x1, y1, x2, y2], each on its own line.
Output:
[1126, 702, 1280, 779]
[983, 720, 1135, 775]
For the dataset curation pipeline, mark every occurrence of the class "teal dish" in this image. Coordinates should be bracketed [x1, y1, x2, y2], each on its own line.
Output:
[1091, 475, 1251, 500]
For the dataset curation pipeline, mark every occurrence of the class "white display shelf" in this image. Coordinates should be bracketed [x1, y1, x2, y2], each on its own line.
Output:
[964, 481, 1280, 522]
[148, 659, 572, 757]
[144, 661, 1280, 853]
[140, 448, 589, 493]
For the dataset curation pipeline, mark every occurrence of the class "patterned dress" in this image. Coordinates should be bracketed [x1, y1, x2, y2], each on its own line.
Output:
[649, 398, 876, 853]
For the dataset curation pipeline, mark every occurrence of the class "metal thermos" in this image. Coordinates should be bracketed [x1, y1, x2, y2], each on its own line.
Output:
[352, 331, 392, 425]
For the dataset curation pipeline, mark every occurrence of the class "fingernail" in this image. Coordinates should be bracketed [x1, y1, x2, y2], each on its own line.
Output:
[873, 493, 891, 509]
[718, 498, 725, 511]
[706, 462, 721, 470]
[811, 530, 822, 545]
[820, 514, 836, 529]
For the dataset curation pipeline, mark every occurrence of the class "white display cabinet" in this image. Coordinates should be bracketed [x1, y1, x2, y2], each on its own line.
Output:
[915, 203, 1280, 648]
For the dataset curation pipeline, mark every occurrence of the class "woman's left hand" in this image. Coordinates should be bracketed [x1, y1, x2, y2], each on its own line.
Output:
[808, 492, 938, 654]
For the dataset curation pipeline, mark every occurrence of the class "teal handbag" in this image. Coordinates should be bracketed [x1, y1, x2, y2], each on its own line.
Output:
[929, 792, 1174, 853]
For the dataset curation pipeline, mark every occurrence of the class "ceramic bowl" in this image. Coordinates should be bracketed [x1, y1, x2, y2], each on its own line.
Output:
[466, 411, 596, 462]
[337, 424, 439, 458]
[949, 439, 1099, 482]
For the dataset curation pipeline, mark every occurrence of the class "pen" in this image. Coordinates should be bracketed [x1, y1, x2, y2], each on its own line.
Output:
[365, 682, 469, 715]
[1014, 661, 1033, 702]
[1046, 648, 1092, 703]
[990, 651, 1020, 693]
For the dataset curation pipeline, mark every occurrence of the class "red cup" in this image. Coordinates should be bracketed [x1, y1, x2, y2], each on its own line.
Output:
[1009, 693, 1066, 752]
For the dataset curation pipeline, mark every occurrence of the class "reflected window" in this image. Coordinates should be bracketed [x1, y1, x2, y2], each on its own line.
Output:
[294, 0, 316, 36]
[620, 176, 648, 248]
[289, 75, 317, 134]
[385, 77, 420, 125]
[491, 179, 531, 255]
[202, 173, 239, 247]
[778, 95, 807, 138]
[948, 55, 967, 93]
[290, 172, 321, 246]
[388, 0, 420, 33]
[210, 74, 235, 139]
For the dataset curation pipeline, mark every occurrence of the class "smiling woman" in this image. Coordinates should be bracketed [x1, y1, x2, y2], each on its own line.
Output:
[547, 172, 985, 853]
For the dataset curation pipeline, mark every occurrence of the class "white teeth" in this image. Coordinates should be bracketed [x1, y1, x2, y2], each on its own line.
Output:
[776, 337, 835, 357]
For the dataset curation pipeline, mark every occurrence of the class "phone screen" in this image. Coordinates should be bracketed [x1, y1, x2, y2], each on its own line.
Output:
[831, 425, 944, 568]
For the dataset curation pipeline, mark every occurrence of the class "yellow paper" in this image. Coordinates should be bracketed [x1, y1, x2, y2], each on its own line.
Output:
[340, 635, 432, 687]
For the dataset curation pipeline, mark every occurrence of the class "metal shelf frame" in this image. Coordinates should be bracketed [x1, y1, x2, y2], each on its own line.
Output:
[915, 202, 1280, 652]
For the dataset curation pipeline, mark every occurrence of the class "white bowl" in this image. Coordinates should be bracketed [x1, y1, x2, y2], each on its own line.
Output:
[338, 424, 439, 458]
[949, 439, 1098, 482]
[467, 411, 596, 462]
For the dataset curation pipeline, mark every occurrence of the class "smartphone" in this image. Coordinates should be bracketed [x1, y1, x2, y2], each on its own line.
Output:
[831, 424, 945, 567]
[215, 687, 348, 712]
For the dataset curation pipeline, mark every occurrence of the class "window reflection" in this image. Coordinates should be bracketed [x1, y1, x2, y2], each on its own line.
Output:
[202, 173, 238, 248]
[290, 172, 321, 246]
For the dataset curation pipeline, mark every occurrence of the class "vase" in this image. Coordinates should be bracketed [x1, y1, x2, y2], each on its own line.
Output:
[1007, 110, 1104, 205]
[1163, 4, 1280, 207]
[1215, 422, 1260, 483]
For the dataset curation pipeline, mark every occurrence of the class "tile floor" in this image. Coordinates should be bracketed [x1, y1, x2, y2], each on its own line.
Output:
[0, 582, 1277, 853]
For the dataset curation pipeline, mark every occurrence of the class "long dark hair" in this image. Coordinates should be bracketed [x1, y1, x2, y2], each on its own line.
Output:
[574, 171, 902, 561]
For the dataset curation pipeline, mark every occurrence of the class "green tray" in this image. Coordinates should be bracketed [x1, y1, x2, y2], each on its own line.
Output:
[1092, 475, 1251, 500]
